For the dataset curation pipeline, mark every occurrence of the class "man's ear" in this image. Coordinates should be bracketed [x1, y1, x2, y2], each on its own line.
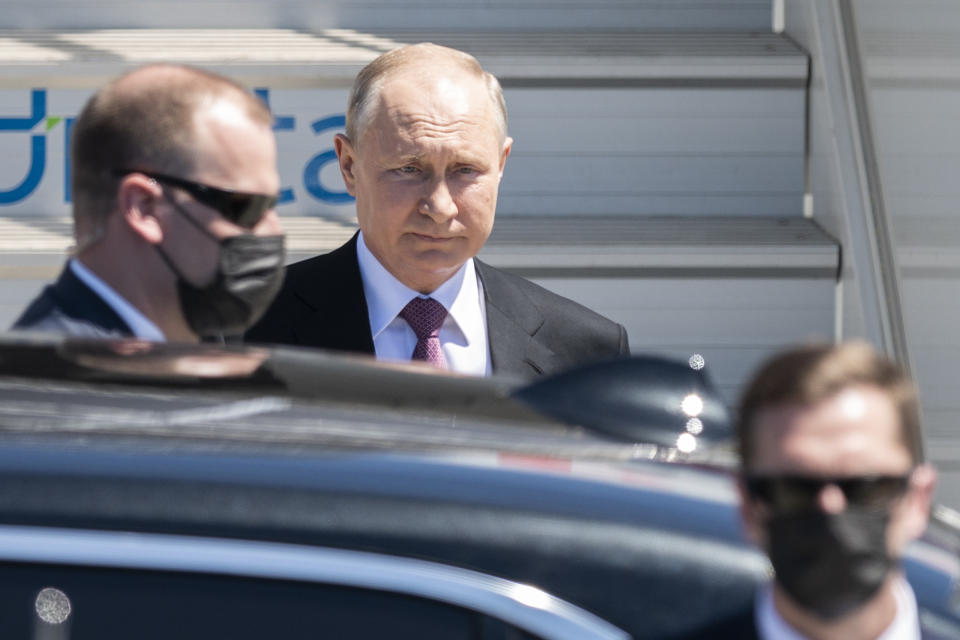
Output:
[900, 463, 937, 541]
[334, 133, 358, 197]
[498, 136, 513, 178]
[118, 174, 164, 245]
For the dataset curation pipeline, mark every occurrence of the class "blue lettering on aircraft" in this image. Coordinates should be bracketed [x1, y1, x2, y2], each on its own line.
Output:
[1, 88, 354, 208]
[254, 88, 296, 205]
[0, 89, 46, 204]
[304, 114, 353, 204]
[63, 117, 75, 203]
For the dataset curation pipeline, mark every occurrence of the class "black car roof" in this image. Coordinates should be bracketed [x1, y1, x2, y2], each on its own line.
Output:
[0, 332, 737, 464]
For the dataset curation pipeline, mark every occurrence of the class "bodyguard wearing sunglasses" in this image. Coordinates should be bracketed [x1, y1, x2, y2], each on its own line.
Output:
[726, 341, 938, 639]
[12, 64, 285, 341]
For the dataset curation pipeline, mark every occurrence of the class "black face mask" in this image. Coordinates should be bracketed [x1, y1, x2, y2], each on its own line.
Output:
[155, 196, 285, 338]
[766, 508, 894, 620]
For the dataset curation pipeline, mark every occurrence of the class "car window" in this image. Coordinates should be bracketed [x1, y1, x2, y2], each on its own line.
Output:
[0, 562, 542, 640]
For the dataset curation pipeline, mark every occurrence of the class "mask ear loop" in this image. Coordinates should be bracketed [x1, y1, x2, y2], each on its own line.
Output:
[151, 185, 223, 286]
[153, 238, 229, 345]
[156, 183, 222, 242]
[149, 201, 229, 344]
[152, 239, 190, 283]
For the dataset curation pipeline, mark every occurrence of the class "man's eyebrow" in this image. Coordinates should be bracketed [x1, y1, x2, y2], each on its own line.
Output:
[380, 153, 422, 166]
[453, 154, 489, 166]
[382, 152, 490, 168]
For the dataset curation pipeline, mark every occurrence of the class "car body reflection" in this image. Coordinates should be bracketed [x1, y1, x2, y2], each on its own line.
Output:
[0, 333, 956, 639]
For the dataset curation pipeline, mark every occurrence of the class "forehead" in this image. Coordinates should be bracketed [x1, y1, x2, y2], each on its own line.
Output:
[749, 385, 912, 475]
[190, 98, 278, 193]
[363, 70, 500, 152]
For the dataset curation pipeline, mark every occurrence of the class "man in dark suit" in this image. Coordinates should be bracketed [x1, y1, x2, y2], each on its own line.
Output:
[247, 43, 628, 377]
[12, 64, 285, 341]
[722, 341, 940, 639]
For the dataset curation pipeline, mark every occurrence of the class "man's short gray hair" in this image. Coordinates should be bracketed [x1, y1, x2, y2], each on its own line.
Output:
[345, 43, 507, 146]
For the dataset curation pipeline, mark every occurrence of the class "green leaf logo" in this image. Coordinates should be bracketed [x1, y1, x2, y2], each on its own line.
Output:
[45, 117, 62, 132]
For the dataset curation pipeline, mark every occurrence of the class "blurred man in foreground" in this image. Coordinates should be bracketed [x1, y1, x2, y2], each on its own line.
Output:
[247, 43, 628, 377]
[13, 64, 285, 342]
[732, 342, 938, 639]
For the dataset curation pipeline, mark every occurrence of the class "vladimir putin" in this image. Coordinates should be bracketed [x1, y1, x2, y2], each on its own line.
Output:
[247, 43, 628, 377]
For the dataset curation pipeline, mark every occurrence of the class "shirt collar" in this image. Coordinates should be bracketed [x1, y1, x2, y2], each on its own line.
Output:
[356, 231, 479, 343]
[756, 576, 920, 640]
[69, 258, 165, 341]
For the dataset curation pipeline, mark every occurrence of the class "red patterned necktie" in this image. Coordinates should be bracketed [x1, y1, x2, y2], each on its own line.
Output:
[399, 297, 448, 369]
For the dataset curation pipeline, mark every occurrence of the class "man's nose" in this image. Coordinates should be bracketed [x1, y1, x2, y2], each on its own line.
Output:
[418, 177, 458, 222]
[253, 208, 283, 235]
[817, 483, 847, 514]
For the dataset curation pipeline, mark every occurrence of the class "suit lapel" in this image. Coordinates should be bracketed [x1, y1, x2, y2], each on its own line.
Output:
[291, 233, 375, 354]
[283, 247, 560, 372]
[476, 260, 559, 377]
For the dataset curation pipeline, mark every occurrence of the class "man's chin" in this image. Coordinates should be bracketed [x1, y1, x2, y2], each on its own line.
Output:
[398, 254, 467, 292]
[407, 246, 468, 268]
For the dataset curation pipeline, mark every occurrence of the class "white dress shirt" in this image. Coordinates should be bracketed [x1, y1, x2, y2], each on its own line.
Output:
[355, 232, 491, 376]
[70, 258, 165, 341]
[756, 576, 920, 640]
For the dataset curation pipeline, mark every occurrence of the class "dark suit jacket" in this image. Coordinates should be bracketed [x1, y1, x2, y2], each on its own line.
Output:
[246, 233, 629, 378]
[11, 264, 134, 338]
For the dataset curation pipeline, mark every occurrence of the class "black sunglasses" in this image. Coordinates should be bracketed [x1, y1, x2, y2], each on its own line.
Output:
[745, 474, 910, 512]
[113, 169, 278, 229]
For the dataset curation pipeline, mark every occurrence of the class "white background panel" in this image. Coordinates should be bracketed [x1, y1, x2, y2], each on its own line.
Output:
[548, 277, 836, 310]
[901, 279, 960, 341]
[530, 276, 835, 404]
[871, 89, 960, 116]
[855, 2, 960, 34]
[506, 89, 805, 118]
[0, 2, 772, 31]
[502, 86, 805, 216]
[496, 194, 803, 216]
[501, 156, 804, 193]
[873, 91, 960, 155]
[509, 116, 804, 155]
[886, 196, 956, 218]
[910, 347, 960, 411]
[606, 308, 833, 344]
[871, 156, 960, 196]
